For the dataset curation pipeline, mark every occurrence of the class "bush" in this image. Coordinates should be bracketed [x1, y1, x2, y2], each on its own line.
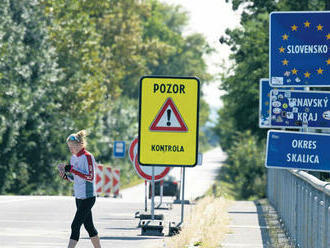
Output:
[220, 131, 266, 199]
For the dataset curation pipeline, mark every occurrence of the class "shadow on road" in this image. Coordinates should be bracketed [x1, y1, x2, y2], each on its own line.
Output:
[82, 236, 160, 240]
[255, 200, 272, 247]
[105, 227, 139, 230]
[99, 217, 133, 221]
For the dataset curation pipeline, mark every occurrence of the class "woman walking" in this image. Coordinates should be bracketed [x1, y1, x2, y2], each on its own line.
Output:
[59, 130, 101, 248]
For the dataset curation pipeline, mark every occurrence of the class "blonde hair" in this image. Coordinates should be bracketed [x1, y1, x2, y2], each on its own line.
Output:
[66, 130, 87, 147]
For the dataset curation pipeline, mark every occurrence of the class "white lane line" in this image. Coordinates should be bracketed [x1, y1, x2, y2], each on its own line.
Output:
[2, 245, 65, 248]
[221, 244, 264, 247]
[0, 219, 133, 224]
[0, 228, 68, 238]
[227, 225, 271, 229]
[3, 242, 67, 248]
[0, 219, 72, 224]
[0, 199, 33, 204]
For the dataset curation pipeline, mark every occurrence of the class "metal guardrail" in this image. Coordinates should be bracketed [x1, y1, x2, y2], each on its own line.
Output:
[267, 168, 330, 248]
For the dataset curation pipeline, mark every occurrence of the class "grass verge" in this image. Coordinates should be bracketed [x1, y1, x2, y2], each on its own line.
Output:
[163, 196, 231, 248]
[120, 177, 144, 190]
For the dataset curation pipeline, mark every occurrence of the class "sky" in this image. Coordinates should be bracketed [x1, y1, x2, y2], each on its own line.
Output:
[161, 0, 241, 124]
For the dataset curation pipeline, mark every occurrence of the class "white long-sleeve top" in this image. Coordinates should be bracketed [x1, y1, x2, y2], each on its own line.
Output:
[69, 148, 96, 199]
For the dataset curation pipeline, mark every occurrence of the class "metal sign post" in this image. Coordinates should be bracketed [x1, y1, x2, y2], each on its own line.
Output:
[151, 166, 155, 220]
[145, 180, 148, 212]
[178, 167, 186, 226]
[155, 180, 163, 209]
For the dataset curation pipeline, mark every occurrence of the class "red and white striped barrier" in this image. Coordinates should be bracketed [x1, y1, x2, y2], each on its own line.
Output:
[96, 164, 104, 195]
[103, 167, 113, 197]
[112, 168, 120, 197]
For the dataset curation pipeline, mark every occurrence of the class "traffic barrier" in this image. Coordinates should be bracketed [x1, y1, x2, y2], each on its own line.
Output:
[103, 167, 113, 197]
[112, 168, 120, 197]
[96, 164, 104, 195]
[268, 168, 330, 248]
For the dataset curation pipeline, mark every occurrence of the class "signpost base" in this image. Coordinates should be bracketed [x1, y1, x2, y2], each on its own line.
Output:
[173, 199, 190, 205]
[140, 166, 165, 236]
[138, 213, 164, 228]
[169, 221, 181, 236]
[139, 213, 164, 220]
[141, 220, 164, 236]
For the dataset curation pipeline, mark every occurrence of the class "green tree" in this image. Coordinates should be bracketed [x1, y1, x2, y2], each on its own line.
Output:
[0, 0, 68, 194]
[215, 0, 330, 198]
[219, 131, 266, 199]
[216, 11, 269, 150]
[0, 0, 214, 195]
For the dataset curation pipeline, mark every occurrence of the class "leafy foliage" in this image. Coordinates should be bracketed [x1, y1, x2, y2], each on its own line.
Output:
[219, 131, 266, 199]
[0, 0, 212, 194]
[0, 0, 69, 194]
[215, 0, 330, 199]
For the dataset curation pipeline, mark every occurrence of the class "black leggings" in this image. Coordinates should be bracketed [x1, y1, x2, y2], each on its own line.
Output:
[70, 196, 98, 241]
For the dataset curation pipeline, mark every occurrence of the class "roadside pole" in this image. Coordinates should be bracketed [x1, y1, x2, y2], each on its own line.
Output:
[151, 166, 155, 220]
[156, 180, 164, 209]
[178, 167, 186, 226]
[145, 180, 148, 212]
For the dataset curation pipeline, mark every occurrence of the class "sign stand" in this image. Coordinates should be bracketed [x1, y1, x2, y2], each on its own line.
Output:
[140, 166, 164, 236]
[169, 166, 189, 236]
[155, 180, 164, 209]
[179, 167, 186, 226]
[138, 76, 200, 236]
[151, 166, 155, 220]
[145, 180, 148, 212]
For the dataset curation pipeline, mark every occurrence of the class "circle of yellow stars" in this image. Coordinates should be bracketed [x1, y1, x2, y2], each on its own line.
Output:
[278, 20, 329, 79]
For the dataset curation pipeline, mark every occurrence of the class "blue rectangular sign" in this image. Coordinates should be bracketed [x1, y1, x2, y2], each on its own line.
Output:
[266, 130, 330, 172]
[270, 90, 330, 128]
[270, 11, 330, 87]
[259, 79, 303, 128]
[113, 141, 126, 158]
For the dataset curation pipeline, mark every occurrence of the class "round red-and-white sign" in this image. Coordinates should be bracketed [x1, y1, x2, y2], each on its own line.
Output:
[129, 138, 170, 181]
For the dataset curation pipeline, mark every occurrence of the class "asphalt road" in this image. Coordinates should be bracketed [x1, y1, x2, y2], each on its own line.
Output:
[0, 147, 225, 248]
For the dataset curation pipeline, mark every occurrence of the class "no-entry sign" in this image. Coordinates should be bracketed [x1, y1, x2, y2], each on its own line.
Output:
[129, 138, 170, 181]
[138, 76, 200, 167]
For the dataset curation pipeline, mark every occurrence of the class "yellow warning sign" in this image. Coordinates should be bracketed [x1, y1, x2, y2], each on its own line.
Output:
[138, 76, 200, 167]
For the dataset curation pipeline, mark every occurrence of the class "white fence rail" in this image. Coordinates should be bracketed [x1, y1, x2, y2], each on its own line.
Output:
[267, 168, 330, 248]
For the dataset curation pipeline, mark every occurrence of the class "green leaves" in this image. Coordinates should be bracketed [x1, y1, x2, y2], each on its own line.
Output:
[216, 0, 329, 199]
[0, 0, 212, 194]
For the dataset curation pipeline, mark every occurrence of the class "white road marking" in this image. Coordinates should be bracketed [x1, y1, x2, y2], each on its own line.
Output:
[0, 199, 33, 204]
[0, 227, 68, 238]
[228, 225, 271, 229]
[222, 244, 264, 247]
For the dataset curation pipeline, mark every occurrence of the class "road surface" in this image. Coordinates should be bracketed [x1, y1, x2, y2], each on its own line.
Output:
[0, 147, 225, 248]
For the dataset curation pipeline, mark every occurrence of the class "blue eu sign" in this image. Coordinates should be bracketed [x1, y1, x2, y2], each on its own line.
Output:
[270, 11, 330, 87]
[259, 79, 272, 128]
[113, 141, 125, 158]
[270, 90, 330, 128]
[266, 130, 330, 172]
[259, 79, 303, 128]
